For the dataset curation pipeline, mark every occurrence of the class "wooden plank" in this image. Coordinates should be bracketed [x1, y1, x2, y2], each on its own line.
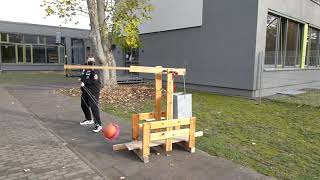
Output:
[138, 112, 155, 120]
[64, 65, 186, 76]
[188, 117, 196, 152]
[64, 65, 130, 71]
[149, 118, 191, 130]
[142, 123, 151, 158]
[132, 114, 139, 140]
[112, 144, 127, 151]
[165, 68, 186, 76]
[129, 66, 163, 74]
[155, 72, 162, 124]
[114, 131, 203, 151]
[138, 111, 166, 120]
[150, 129, 190, 141]
[165, 72, 174, 151]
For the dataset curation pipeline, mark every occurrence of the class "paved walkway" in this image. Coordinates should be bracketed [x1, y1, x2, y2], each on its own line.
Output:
[0, 87, 104, 180]
[0, 84, 274, 180]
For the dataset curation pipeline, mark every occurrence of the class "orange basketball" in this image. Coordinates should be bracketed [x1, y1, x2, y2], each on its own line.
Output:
[103, 123, 120, 140]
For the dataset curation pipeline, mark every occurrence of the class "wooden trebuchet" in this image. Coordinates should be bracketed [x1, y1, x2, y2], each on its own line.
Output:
[64, 64, 202, 163]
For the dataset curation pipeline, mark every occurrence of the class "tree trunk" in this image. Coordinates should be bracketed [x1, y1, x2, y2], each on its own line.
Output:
[87, 0, 117, 88]
[97, 0, 117, 87]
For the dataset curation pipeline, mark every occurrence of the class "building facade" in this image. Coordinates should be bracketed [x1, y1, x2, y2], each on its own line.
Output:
[135, 0, 320, 98]
[0, 20, 91, 71]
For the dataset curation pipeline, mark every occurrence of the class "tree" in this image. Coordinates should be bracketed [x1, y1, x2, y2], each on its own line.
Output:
[42, 0, 153, 87]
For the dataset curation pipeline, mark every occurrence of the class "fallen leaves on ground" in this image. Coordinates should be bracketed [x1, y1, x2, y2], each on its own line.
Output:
[56, 83, 164, 110]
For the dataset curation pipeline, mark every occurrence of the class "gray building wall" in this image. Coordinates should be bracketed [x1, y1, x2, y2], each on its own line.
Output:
[139, 0, 259, 97]
[254, 0, 320, 97]
[0, 20, 90, 71]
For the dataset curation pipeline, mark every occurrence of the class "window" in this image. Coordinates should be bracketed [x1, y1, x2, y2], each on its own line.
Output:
[33, 45, 46, 63]
[25, 45, 32, 63]
[17, 45, 24, 63]
[59, 46, 65, 64]
[39, 36, 45, 44]
[47, 46, 59, 63]
[264, 14, 303, 68]
[46, 36, 57, 45]
[8, 33, 23, 43]
[71, 39, 85, 64]
[1, 44, 16, 63]
[265, 15, 279, 65]
[285, 20, 301, 66]
[306, 27, 320, 67]
[1, 33, 8, 42]
[24, 35, 38, 44]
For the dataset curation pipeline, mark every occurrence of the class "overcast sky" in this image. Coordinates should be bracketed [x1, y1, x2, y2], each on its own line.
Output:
[0, 0, 90, 29]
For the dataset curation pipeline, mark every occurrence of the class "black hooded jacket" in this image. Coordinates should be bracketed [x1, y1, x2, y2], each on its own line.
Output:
[80, 69, 101, 96]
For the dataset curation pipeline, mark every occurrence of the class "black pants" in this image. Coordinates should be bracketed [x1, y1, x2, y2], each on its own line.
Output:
[81, 89, 101, 126]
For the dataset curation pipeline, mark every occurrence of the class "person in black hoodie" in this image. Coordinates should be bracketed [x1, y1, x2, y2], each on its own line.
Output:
[79, 56, 102, 133]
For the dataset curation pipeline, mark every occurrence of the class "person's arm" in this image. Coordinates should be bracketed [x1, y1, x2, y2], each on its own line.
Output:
[80, 70, 86, 87]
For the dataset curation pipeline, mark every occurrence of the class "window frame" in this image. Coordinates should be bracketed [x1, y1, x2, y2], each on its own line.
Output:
[264, 13, 304, 69]
[306, 27, 320, 67]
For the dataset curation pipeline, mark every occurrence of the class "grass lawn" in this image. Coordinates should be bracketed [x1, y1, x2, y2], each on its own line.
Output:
[104, 90, 320, 180]
[2, 72, 320, 180]
[0, 71, 76, 85]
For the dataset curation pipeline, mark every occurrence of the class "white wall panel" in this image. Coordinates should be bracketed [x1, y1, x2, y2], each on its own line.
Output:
[140, 0, 203, 34]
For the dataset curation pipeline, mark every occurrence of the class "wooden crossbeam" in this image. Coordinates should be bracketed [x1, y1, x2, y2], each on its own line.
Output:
[137, 111, 166, 120]
[64, 65, 130, 71]
[63, 65, 186, 75]
[112, 131, 203, 151]
[149, 118, 192, 130]
[150, 128, 190, 141]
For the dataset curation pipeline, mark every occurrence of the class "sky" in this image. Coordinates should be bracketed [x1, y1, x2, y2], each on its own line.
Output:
[0, 0, 90, 29]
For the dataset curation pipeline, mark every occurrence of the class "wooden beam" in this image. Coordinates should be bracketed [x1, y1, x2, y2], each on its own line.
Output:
[112, 144, 127, 151]
[165, 72, 174, 151]
[149, 118, 191, 130]
[64, 65, 130, 71]
[129, 66, 163, 74]
[132, 114, 139, 141]
[142, 123, 151, 159]
[188, 117, 196, 152]
[150, 129, 190, 141]
[138, 112, 155, 120]
[166, 68, 186, 76]
[155, 72, 162, 122]
[138, 111, 166, 120]
[112, 131, 203, 151]
[64, 65, 186, 76]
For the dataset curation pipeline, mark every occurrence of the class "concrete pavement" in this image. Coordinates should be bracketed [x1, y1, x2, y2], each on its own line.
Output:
[0, 87, 104, 180]
[0, 83, 274, 180]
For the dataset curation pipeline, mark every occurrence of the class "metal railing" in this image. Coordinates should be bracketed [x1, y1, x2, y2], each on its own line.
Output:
[265, 50, 320, 67]
[306, 50, 320, 67]
[265, 51, 301, 67]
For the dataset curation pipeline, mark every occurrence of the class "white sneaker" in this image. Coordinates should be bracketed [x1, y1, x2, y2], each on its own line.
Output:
[92, 125, 102, 133]
[80, 120, 94, 126]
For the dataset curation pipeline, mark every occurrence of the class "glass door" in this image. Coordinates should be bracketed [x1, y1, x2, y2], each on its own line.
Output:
[25, 45, 32, 63]
[17, 44, 24, 63]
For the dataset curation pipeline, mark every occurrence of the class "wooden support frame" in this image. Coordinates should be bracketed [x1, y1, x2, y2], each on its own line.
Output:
[64, 64, 201, 163]
[114, 117, 202, 163]
[131, 111, 166, 140]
